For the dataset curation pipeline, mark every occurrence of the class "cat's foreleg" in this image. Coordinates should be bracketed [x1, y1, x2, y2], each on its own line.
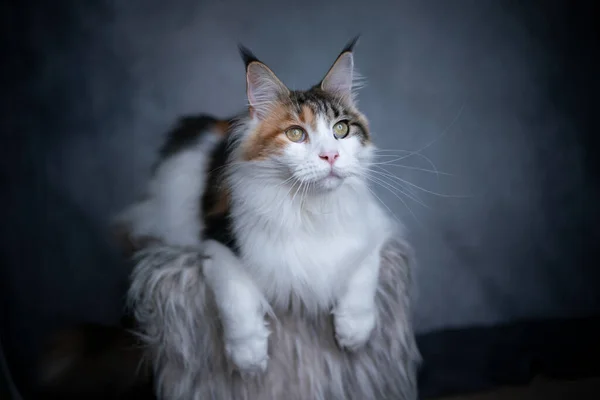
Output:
[333, 247, 381, 351]
[202, 239, 271, 374]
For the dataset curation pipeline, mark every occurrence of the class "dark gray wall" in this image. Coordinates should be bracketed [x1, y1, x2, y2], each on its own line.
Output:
[1, 0, 598, 391]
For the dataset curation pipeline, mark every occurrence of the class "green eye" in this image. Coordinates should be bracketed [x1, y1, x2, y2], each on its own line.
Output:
[333, 121, 350, 139]
[285, 127, 306, 143]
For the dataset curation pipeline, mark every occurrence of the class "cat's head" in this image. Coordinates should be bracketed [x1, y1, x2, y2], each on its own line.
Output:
[235, 37, 373, 193]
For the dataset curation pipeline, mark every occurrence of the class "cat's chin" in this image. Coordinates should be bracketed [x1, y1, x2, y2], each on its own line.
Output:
[315, 174, 345, 192]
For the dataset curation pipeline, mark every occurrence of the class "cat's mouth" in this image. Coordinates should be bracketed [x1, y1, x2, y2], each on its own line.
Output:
[314, 169, 345, 191]
[292, 168, 347, 191]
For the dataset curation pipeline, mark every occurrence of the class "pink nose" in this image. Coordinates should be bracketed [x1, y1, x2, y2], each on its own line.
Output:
[319, 151, 339, 165]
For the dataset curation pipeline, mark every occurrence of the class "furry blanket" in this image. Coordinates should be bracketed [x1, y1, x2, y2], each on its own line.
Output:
[128, 238, 421, 400]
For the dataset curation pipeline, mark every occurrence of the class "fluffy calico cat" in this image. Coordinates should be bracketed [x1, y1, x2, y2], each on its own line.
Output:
[118, 37, 397, 374]
[36, 39, 419, 400]
[117, 37, 399, 371]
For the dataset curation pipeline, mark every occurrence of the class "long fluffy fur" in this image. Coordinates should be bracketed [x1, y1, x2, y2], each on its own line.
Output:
[128, 239, 420, 400]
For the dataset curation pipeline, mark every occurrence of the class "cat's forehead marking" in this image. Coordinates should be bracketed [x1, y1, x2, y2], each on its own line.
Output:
[298, 105, 317, 131]
[291, 89, 344, 122]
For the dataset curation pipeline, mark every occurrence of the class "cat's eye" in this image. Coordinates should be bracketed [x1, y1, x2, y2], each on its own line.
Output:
[333, 121, 350, 139]
[285, 127, 306, 143]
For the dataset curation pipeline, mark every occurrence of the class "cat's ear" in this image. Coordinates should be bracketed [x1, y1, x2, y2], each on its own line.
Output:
[320, 36, 360, 103]
[239, 45, 289, 120]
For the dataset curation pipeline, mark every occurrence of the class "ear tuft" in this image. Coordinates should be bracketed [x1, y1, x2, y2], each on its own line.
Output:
[238, 44, 260, 69]
[320, 35, 362, 102]
[340, 35, 361, 54]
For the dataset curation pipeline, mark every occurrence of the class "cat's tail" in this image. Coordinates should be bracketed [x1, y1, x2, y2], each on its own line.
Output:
[34, 316, 155, 399]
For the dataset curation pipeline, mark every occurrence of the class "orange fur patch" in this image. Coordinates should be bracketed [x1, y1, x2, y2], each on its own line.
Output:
[242, 103, 305, 161]
[299, 105, 317, 131]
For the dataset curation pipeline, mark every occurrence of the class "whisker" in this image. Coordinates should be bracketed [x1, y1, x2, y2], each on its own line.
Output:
[371, 167, 470, 198]
[364, 184, 401, 224]
[366, 172, 429, 208]
[373, 151, 442, 179]
[290, 180, 304, 204]
[301, 181, 312, 208]
[369, 161, 454, 176]
[366, 168, 422, 200]
[362, 174, 422, 225]
[274, 175, 297, 189]
[284, 177, 301, 199]
[373, 149, 413, 153]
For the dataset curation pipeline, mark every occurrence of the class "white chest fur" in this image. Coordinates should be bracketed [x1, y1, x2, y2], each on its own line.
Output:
[230, 180, 392, 313]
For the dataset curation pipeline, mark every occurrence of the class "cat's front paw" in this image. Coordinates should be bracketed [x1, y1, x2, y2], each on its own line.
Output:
[334, 307, 377, 351]
[225, 324, 270, 375]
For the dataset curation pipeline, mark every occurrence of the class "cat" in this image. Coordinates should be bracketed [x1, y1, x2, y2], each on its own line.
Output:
[117, 36, 398, 374]
[36, 38, 420, 400]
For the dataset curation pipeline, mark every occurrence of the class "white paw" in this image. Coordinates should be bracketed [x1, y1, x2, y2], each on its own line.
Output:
[225, 324, 270, 374]
[334, 307, 377, 351]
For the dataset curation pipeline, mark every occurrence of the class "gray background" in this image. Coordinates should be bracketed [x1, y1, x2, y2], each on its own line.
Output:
[1, 0, 598, 390]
